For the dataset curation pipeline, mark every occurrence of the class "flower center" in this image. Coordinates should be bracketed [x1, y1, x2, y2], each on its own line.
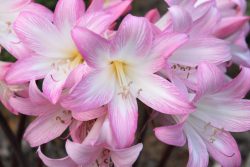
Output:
[110, 61, 134, 99]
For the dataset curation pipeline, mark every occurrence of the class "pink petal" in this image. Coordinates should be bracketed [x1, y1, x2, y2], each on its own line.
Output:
[24, 110, 71, 147]
[135, 74, 194, 115]
[108, 94, 138, 148]
[5, 57, 52, 84]
[168, 6, 193, 33]
[206, 132, 241, 167]
[185, 124, 209, 167]
[214, 16, 250, 39]
[145, 9, 160, 23]
[29, 80, 47, 104]
[154, 121, 186, 147]
[38, 148, 77, 167]
[170, 37, 231, 66]
[62, 70, 115, 112]
[190, 7, 220, 36]
[69, 121, 87, 143]
[215, 67, 250, 98]
[65, 140, 101, 165]
[72, 107, 106, 121]
[71, 27, 110, 68]
[111, 14, 153, 58]
[8, 97, 52, 116]
[103, 0, 132, 21]
[111, 143, 143, 167]
[76, 12, 114, 34]
[54, 0, 85, 31]
[13, 12, 65, 57]
[43, 71, 66, 104]
[195, 62, 225, 100]
[194, 97, 250, 132]
[23, 2, 53, 21]
[148, 32, 188, 73]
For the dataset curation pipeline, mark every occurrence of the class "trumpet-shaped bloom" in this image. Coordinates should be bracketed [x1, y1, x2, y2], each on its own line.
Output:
[5, 0, 115, 104]
[38, 115, 143, 167]
[63, 14, 194, 148]
[151, 1, 231, 89]
[0, 0, 52, 58]
[155, 63, 250, 167]
[9, 80, 106, 147]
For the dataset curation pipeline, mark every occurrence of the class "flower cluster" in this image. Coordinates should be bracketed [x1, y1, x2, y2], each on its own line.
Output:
[0, 0, 249, 166]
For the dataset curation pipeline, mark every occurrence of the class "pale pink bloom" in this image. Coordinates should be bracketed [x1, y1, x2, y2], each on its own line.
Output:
[62, 14, 194, 148]
[9, 80, 106, 147]
[151, 1, 231, 89]
[5, 0, 114, 104]
[0, 0, 52, 58]
[0, 61, 28, 114]
[214, 0, 250, 67]
[155, 62, 250, 167]
[38, 115, 143, 167]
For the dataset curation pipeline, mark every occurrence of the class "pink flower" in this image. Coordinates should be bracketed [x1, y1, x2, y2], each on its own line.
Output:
[38, 115, 143, 167]
[5, 0, 115, 104]
[0, 0, 52, 58]
[150, 1, 231, 89]
[9, 80, 106, 147]
[155, 62, 250, 167]
[62, 14, 194, 148]
[214, 0, 250, 67]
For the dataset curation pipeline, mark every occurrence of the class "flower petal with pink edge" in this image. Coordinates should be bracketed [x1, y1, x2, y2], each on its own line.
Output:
[8, 96, 54, 116]
[5, 57, 53, 84]
[147, 32, 188, 73]
[154, 121, 186, 147]
[76, 12, 114, 34]
[194, 97, 250, 132]
[184, 124, 209, 167]
[29, 80, 47, 104]
[194, 62, 225, 100]
[206, 131, 241, 167]
[215, 67, 250, 99]
[214, 16, 250, 39]
[111, 143, 143, 167]
[24, 110, 71, 147]
[13, 12, 67, 58]
[38, 148, 77, 167]
[54, 0, 85, 32]
[72, 107, 106, 121]
[23, 2, 53, 21]
[42, 71, 66, 104]
[62, 70, 115, 112]
[168, 6, 193, 33]
[71, 27, 110, 68]
[190, 7, 220, 36]
[170, 37, 231, 67]
[134, 74, 194, 115]
[108, 94, 138, 148]
[111, 15, 153, 59]
[66, 140, 101, 165]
